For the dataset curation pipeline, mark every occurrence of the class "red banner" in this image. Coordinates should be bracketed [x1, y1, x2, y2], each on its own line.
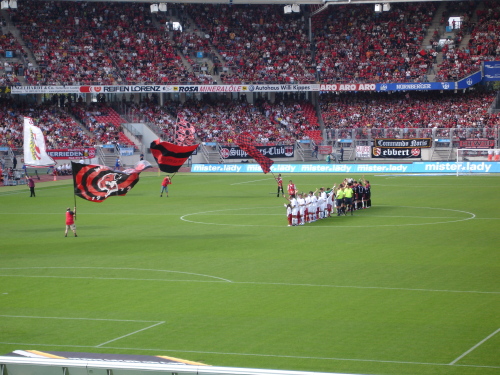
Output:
[47, 148, 96, 160]
[318, 145, 332, 155]
[458, 138, 495, 149]
[319, 83, 376, 92]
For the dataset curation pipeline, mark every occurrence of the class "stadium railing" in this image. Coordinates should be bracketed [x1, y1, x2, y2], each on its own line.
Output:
[0, 356, 363, 375]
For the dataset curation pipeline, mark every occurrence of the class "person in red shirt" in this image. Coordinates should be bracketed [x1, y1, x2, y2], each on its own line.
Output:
[65, 207, 77, 237]
[287, 180, 296, 197]
[276, 173, 284, 197]
[160, 175, 172, 197]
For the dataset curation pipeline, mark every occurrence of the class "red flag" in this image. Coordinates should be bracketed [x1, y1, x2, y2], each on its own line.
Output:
[235, 132, 274, 174]
[72, 162, 141, 203]
[150, 139, 199, 173]
[174, 116, 196, 146]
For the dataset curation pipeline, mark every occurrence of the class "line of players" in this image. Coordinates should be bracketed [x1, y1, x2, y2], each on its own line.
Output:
[283, 178, 371, 226]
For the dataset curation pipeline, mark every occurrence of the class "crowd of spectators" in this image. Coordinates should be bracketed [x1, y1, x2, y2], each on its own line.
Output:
[8, 1, 214, 85]
[2, 1, 499, 85]
[167, 4, 315, 84]
[0, 31, 26, 86]
[312, 3, 436, 84]
[320, 91, 500, 141]
[436, 1, 500, 81]
[126, 95, 320, 145]
[70, 103, 132, 146]
[0, 99, 97, 149]
[0, 88, 498, 153]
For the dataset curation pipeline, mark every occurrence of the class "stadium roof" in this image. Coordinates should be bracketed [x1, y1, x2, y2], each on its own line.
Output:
[44, 0, 465, 4]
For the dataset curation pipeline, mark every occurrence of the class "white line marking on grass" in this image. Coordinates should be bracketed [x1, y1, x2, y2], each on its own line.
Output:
[0, 315, 162, 323]
[95, 321, 165, 347]
[180, 206, 476, 228]
[230, 178, 273, 185]
[0, 269, 497, 294]
[0, 342, 498, 370]
[0, 275, 234, 284]
[449, 328, 500, 365]
[0, 186, 69, 196]
[0, 267, 232, 283]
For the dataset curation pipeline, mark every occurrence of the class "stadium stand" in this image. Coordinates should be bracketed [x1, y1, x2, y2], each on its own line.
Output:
[0, 101, 97, 149]
[0, 0, 498, 158]
[312, 3, 437, 84]
[319, 90, 500, 130]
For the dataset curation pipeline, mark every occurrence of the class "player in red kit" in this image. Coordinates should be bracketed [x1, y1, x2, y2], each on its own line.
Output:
[287, 180, 297, 197]
[276, 173, 284, 197]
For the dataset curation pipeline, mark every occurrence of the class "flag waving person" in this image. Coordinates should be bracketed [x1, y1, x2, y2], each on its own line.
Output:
[65, 207, 77, 237]
[160, 175, 172, 197]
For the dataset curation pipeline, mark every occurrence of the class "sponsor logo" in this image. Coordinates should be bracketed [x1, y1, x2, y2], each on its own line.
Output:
[220, 148, 230, 159]
[80, 86, 102, 93]
[103, 86, 161, 93]
[175, 86, 199, 92]
[319, 84, 375, 91]
[396, 83, 432, 90]
[380, 84, 388, 91]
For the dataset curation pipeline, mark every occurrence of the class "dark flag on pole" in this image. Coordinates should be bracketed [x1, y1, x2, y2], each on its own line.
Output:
[72, 162, 146, 202]
[174, 116, 196, 146]
[235, 132, 274, 174]
[150, 139, 199, 173]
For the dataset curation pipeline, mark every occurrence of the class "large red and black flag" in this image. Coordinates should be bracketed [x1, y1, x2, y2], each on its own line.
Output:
[150, 139, 199, 173]
[235, 132, 274, 174]
[174, 116, 196, 146]
[72, 162, 142, 202]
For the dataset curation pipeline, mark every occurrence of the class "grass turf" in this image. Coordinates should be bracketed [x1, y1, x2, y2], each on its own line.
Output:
[0, 172, 499, 375]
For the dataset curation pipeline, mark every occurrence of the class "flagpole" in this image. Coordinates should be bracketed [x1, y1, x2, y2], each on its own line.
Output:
[73, 190, 77, 221]
[71, 161, 77, 220]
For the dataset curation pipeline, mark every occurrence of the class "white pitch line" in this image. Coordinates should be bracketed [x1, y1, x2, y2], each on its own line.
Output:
[95, 321, 165, 347]
[0, 315, 161, 323]
[231, 178, 273, 185]
[449, 328, 500, 365]
[0, 267, 232, 283]
[0, 341, 498, 370]
[0, 274, 233, 284]
[0, 274, 497, 294]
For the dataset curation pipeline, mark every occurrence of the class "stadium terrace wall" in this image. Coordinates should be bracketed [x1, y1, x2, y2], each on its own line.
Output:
[6, 64, 494, 95]
[6, 82, 460, 94]
[191, 162, 499, 174]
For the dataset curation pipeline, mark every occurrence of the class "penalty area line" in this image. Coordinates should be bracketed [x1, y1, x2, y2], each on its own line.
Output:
[449, 328, 500, 365]
[2, 342, 494, 370]
[95, 321, 165, 347]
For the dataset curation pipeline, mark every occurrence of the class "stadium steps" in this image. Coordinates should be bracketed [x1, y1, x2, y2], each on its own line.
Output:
[94, 109, 135, 147]
[431, 148, 454, 161]
[0, 23, 39, 83]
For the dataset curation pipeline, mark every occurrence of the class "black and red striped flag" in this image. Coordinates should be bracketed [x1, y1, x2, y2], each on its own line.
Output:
[150, 139, 199, 173]
[72, 162, 141, 202]
[235, 132, 274, 174]
[174, 116, 196, 146]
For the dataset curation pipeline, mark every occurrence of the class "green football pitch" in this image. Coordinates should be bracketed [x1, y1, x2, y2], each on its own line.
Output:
[0, 172, 499, 375]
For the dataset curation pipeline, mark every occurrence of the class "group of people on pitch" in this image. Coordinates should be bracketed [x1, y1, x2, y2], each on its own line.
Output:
[282, 178, 371, 227]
